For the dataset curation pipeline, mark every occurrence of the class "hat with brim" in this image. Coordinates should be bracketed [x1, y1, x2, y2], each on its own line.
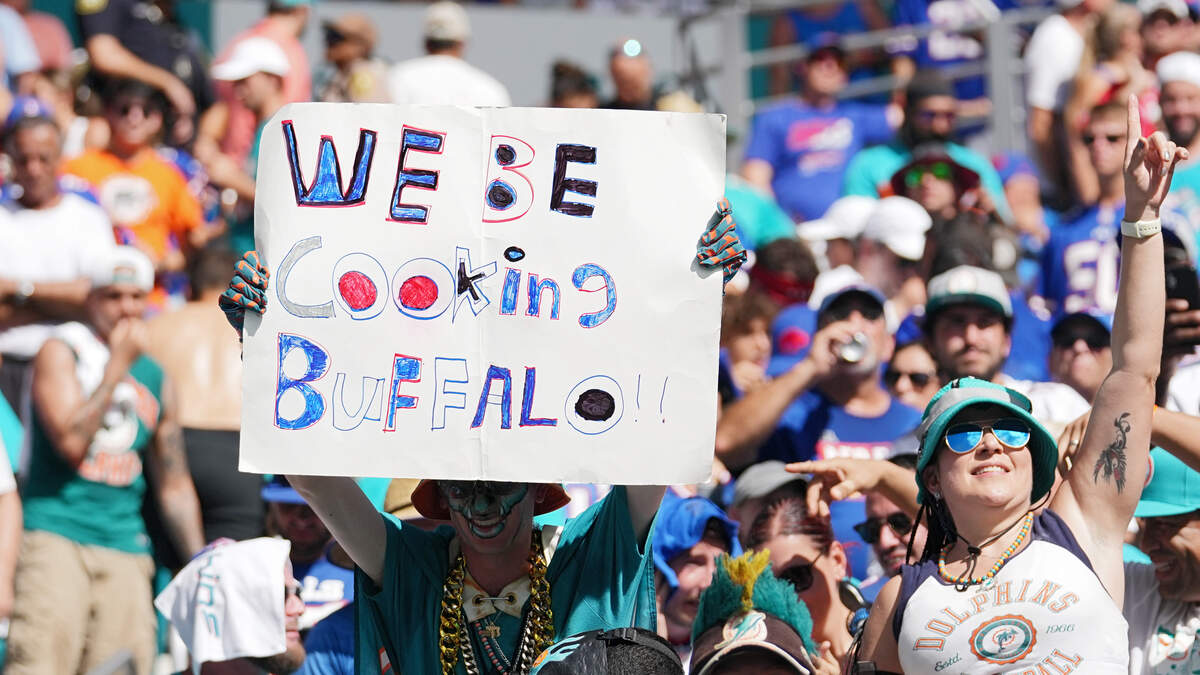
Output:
[890, 152, 981, 198]
[914, 377, 1057, 505]
[691, 611, 814, 674]
[262, 476, 306, 505]
[1135, 448, 1200, 518]
[410, 480, 570, 520]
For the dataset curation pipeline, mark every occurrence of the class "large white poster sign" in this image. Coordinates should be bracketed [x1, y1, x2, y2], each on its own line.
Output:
[240, 103, 726, 484]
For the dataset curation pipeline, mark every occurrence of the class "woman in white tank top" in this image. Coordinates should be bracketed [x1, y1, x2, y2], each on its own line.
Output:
[856, 98, 1178, 674]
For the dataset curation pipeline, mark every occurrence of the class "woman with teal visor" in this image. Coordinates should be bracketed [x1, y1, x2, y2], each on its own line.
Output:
[856, 97, 1182, 674]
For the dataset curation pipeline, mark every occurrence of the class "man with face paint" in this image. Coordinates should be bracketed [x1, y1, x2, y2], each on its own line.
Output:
[218, 202, 747, 675]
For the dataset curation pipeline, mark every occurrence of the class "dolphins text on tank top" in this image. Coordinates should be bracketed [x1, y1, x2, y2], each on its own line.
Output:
[893, 510, 1128, 674]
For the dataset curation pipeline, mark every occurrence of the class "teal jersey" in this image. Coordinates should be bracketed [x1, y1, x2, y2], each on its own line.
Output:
[354, 486, 657, 675]
[842, 141, 1012, 222]
[23, 354, 163, 554]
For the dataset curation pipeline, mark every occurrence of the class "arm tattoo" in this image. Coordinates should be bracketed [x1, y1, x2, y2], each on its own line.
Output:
[157, 424, 186, 474]
[1093, 412, 1131, 493]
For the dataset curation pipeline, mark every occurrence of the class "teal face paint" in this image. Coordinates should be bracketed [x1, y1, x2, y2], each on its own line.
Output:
[439, 481, 529, 539]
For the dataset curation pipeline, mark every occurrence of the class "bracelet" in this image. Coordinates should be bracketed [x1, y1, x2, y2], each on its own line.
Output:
[1121, 218, 1162, 238]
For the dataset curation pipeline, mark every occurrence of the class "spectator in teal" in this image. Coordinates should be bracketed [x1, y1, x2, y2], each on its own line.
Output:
[842, 74, 1011, 222]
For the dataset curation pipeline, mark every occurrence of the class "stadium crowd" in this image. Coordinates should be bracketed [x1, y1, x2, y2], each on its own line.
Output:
[3, 0, 1200, 672]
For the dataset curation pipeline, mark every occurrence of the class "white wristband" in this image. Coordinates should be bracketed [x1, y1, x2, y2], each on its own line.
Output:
[1121, 218, 1162, 238]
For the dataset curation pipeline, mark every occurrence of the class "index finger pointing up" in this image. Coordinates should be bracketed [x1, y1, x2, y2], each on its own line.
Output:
[1126, 93, 1142, 166]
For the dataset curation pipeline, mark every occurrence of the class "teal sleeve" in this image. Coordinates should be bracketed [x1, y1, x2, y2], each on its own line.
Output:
[547, 486, 659, 637]
[354, 515, 452, 675]
[842, 149, 881, 197]
[0, 393, 21, 472]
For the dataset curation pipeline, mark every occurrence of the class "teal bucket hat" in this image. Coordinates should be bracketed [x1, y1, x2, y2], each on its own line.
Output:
[1135, 448, 1200, 518]
[914, 377, 1058, 505]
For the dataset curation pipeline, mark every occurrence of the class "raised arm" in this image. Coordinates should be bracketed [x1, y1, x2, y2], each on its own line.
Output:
[287, 475, 385, 584]
[1051, 96, 1183, 573]
[624, 485, 666, 544]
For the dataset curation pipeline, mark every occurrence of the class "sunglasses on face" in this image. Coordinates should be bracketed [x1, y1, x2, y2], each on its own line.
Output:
[324, 26, 347, 46]
[853, 512, 913, 544]
[917, 109, 956, 123]
[822, 298, 884, 324]
[884, 369, 937, 389]
[943, 417, 1031, 454]
[1052, 330, 1108, 350]
[113, 100, 159, 118]
[1082, 133, 1126, 146]
[776, 554, 822, 594]
[904, 161, 953, 189]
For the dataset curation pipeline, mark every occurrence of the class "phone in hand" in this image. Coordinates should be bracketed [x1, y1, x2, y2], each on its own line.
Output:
[1165, 263, 1200, 310]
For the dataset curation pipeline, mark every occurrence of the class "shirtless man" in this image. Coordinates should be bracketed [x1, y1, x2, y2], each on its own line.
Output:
[146, 245, 263, 552]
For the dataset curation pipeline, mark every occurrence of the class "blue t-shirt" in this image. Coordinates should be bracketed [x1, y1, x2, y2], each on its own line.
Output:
[759, 393, 921, 579]
[296, 603, 354, 675]
[842, 141, 1012, 222]
[354, 486, 656, 675]
[294, 549, 356, 629]
[1002, 288, 1053, 383]
[1038, 204, 1121, 315]
[744, 100, 893, 221]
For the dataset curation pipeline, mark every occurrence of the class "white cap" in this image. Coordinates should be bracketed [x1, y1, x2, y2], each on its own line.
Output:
[1140, 0, 1190, 18]
[212, 37, 290, 82]
[90, 245, 154, 292]
[808, 265, 866, 310]
[861, 196, 932, 261]
[1157, 51, 1200, 91]
[424, 1, 470, 41]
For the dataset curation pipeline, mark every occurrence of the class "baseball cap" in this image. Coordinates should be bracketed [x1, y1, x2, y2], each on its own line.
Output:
[530, 628, 683, 674]
[690, 552, 816, 675]
[914, 377, 1058, 504]
[1157, 51, 1200, 91]
[796, 196, 876, 245]
[815, 282, 887, 321]
[861, 196, 932, 262]
[894, 311, 925, 347]
[212, 37, 291, 82]
[804, 32, 845, 61]
[731, 461, 808, 507]
[1136, 448, 1200, 518]
[1140, 0, 1190, 18]
[90, 245, 154, 291]
[323, 13, 377, 51]
[1050, 311, 1113, 343]
[925, 265, 1013, 324]
[261, 475, 306, 505]
[409, 480, 570, 520]
[4, 95, 53, 131]
[765, 304, 817, 376]
[653, 494, 742, 594]
[424, 1, 470, 41]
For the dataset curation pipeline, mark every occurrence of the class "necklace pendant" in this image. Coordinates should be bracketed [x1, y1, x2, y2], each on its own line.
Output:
[484, 623, 501, 639]
[981, 576, 996, 591]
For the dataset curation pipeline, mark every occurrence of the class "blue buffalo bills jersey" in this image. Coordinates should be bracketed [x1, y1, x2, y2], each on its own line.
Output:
[1039, 204, 1121, 315]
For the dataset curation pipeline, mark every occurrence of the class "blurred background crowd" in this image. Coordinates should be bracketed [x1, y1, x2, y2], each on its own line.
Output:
[4, 0, 1200, 671]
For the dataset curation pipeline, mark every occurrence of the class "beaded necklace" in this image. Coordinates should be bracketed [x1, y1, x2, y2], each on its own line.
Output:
[937, 512, 1033, 592]
[438, 528, 555, 675]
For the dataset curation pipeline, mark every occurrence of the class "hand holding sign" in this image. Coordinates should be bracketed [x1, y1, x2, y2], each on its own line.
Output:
[240, 104, 726, 485]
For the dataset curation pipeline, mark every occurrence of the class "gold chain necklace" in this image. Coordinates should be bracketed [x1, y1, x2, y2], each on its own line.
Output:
[439, 528, 555, 675]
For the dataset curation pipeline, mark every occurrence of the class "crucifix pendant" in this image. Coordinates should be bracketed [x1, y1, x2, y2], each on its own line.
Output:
[484, 623, 501, 639]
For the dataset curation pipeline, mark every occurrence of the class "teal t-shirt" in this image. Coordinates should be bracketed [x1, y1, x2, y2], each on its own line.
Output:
[725, 176, 797, 249]
[22, 356, 163, 554]
[842, 141, 1012, 222]
[354, 486, 657, 675]
[0, 392, 21, 472]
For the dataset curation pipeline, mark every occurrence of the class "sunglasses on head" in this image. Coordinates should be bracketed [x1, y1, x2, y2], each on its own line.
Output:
[943, 417, 1031, 454]
[853, 512, 913, 544]
[776, 555, 822, 594]
[904, 161, 953, 188]
[1082, 133, 1126, 146]
[884, 369, 936, 388]
[1052, 329, 1108, 350]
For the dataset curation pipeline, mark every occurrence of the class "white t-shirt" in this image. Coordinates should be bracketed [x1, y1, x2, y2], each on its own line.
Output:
[1165, 356, 1200, 414]
[998, 375, 1090, 438]
[388, 55, 511, 107]
[0, 193, 115, 358]
[1124, 561, 1200, 674]
[1023, 14, 1085, 112]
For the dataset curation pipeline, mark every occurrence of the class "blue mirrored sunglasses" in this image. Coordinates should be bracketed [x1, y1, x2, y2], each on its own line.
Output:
[944, 417, 1031, 454]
